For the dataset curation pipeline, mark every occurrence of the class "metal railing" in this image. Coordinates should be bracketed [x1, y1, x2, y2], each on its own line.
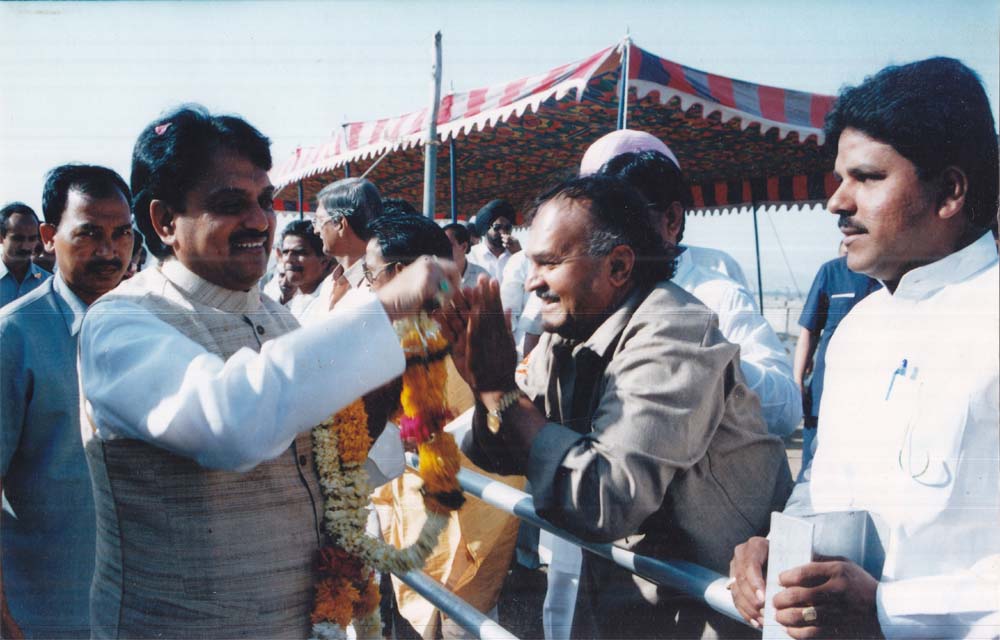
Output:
[391, 455, 749, 639]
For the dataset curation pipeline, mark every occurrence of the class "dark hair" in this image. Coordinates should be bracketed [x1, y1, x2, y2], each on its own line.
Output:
[367, 214, 452, 266]
[131, 226, 146, 259]
[442, 222, 470, 253]
[531, 175, 674, 287]
[131, 104, 272, 258]
[41, 164, 131, 230]
[316, 178, 384, 240]
[383, 197, 419, 217]
[598, 150, 691, 243]
[280, 218, 325, 256]
[825, 57, 999, 230]
[475, 199, 516, 236]
[0, 202, 38, 237]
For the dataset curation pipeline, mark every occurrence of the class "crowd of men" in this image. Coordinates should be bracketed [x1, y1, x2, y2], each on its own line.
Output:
[1, 54, 997, 640]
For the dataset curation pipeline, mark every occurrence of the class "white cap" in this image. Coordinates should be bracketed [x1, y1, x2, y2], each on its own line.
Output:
[580, 129, 681, 175]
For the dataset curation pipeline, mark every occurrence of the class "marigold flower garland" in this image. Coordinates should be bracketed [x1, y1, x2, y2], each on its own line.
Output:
[310, 313, 465, 640]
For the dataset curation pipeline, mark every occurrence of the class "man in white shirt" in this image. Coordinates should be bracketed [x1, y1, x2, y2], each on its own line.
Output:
[443, 221, 489, 290]
[598, 148, 801, 437]
[468, 199, 515, 283]
[77, 105, 459, 638]
[730, 57, 999, 639]
[265, 219, 331, 320]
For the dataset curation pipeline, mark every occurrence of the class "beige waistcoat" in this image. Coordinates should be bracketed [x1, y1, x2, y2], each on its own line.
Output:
[84, 261, 323, 639]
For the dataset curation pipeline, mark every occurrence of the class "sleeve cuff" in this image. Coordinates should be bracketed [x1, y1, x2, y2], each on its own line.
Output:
[526, 421, 586, 511]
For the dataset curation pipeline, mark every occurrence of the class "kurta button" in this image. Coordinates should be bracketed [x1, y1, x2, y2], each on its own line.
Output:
[256, 325, 265, 335]
[298, 455, 307, 466]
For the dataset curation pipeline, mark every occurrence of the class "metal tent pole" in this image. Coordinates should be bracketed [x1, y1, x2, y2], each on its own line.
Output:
[422, 32, 443, 219]
[751, 200, 765, 312]
[616, 35, 631, 130]
[297, 180, 304, 220]
[449, 137, 458, 222]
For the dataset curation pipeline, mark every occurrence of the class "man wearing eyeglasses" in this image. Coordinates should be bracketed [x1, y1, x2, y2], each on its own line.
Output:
[302, 178, 384, 321]
[730, 58, 1000, 640]
[469, 199, 517, 284]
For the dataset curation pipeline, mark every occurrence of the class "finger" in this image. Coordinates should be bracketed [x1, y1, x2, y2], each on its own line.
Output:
[779, 561, 837, 589]
[773, 585, 828, 610]
[774, 598, 828, 626]
[732, 579, 765, 627]
[785, 625, 824, 639]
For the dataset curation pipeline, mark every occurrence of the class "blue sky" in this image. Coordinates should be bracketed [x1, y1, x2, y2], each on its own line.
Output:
[1, 0, 996, 293]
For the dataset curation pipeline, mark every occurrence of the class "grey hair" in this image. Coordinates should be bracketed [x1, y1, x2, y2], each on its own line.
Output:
[316, 178, 384, 240]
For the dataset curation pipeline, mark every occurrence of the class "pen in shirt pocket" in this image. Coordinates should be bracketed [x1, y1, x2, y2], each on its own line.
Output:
[885, 358, 908, 401]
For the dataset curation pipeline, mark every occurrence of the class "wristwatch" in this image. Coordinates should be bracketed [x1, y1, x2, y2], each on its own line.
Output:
[486, 389, 522, 434]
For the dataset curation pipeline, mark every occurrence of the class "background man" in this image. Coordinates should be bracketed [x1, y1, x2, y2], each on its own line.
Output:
[304, 177, 384, 318]
[31, 241, 56, 273]
[1, 164, 133, 639]
[443, 221, 488, 289]
[0, 203, 50, 308]
[460, 175, 792, 639]
[793, 238, 880, 478]
[730, 57, 999, 639]
[122, 226, 147, 280]
[468, 199, 517, 283]
[598, 148, 801, 437]
[78, 105, 458, 638]
[266, 219, 331, 319]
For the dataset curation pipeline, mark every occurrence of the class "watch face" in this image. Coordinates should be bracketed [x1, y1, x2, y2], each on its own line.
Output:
[487, 413, 501, 434]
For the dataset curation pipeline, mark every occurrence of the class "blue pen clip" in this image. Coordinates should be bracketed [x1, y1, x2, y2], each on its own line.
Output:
[885, 358, 908, 401]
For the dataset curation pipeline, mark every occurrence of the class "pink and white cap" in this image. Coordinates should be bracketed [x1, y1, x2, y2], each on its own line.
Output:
[579, 129, 681, 175]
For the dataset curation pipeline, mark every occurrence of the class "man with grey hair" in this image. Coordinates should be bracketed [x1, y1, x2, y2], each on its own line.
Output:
[303, 177, 384, 318]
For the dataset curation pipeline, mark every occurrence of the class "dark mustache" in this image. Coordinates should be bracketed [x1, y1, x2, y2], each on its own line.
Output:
[86, 259, 123, 273]
[837, 214, 867, 234]
[286, 265, 305, 272]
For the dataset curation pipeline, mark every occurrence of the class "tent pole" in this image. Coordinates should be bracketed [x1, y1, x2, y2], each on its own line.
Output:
[423, 31, 443, 220]
[297, 180, 304, 220]
[751, 201, 765, 313]
[345, 163, 351, 178]
[616, 35, 631, 130]
[449, 137, 458, 223]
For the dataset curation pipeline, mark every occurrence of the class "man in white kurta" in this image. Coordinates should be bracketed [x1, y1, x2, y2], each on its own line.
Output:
[729, 56, 1000, 639]
[78, 106, 458, 639]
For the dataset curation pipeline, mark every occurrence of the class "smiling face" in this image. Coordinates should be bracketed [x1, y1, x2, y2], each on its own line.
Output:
[525, 197, 617, 340]
[163, 150, 275, 291]
[42, 189, 133, 304]
[828, 128, 961, 289]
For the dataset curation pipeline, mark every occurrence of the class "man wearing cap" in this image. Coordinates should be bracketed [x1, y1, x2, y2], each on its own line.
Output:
[581, 130, 750, 289]
[468, 199, 517, 283]
[730, 57, 1000, 639]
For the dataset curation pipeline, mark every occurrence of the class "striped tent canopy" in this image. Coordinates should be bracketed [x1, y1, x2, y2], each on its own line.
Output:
[271, 40, 837, 220]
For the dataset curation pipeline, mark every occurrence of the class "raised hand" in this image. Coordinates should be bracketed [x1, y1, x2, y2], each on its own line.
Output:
[376, 256, 461, 322]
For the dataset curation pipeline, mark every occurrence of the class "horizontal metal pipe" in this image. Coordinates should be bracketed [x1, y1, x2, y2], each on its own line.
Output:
[394, 569, 518, 640]
[406, 455, 747, 625]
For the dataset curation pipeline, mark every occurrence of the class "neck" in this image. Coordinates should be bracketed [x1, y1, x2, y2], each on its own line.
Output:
[65, 281, 101, 306]
[3, 256, 29, 282]
[333, 235, 366, 269]
[487, 242, 505, 257]
[299, 278, 322, 295]
[456, 255, 467, 275]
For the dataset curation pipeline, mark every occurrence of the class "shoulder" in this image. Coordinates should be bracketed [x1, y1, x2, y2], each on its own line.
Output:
[625, 280, 719, 344]
[0, 278, 57, 324]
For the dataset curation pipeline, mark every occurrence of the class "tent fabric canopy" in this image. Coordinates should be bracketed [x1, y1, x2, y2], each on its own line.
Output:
[272, 40, 836, 219]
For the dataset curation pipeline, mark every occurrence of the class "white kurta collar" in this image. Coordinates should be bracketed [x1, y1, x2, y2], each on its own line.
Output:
[160, 259, 262, 314]
[889, 233, 998, 301]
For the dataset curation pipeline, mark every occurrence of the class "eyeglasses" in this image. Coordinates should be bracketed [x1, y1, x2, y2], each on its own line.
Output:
[362, 261, 398, 285]
[312, 214, 334, 233]
[490, 223, 513, 233]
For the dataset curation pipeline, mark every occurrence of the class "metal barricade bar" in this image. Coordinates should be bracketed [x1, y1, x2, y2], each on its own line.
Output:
[403, 454, 747, 626]
[394, 569, 518, 640]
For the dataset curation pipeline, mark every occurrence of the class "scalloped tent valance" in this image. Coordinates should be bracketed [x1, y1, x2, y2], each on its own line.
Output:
[271, 40, 837, 219]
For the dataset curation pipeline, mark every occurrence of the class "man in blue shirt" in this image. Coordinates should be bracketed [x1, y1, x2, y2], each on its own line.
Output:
[793, 239, 880, 477]
[1, 164, 133, 639]
[0, 203, 50, 308]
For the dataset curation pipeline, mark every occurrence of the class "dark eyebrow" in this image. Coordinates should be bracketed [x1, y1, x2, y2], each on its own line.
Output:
[205, 187, 251, 202]
[114, 224, 133, 233]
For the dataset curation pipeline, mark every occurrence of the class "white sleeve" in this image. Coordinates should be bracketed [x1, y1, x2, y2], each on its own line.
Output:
[80, 290, 405, 472]
[876, 556, 1000, 639]
[714, 286, 802, 437]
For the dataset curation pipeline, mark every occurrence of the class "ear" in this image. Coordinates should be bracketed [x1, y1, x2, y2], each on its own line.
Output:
[936, 166, 968, 222]
[39, 223, 58, 252]
[149, 199, 179, 250]
[663, 201, 685, 244]
[607, 244, 636, 287]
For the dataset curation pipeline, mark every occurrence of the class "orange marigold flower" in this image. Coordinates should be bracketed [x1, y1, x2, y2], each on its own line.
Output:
[353, 573, 381, 619]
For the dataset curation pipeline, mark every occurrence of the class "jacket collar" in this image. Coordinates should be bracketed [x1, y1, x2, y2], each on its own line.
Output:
[52, 272, 89, 336]
[890, 233, 998, 300]
[160, 259, 262, 314]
